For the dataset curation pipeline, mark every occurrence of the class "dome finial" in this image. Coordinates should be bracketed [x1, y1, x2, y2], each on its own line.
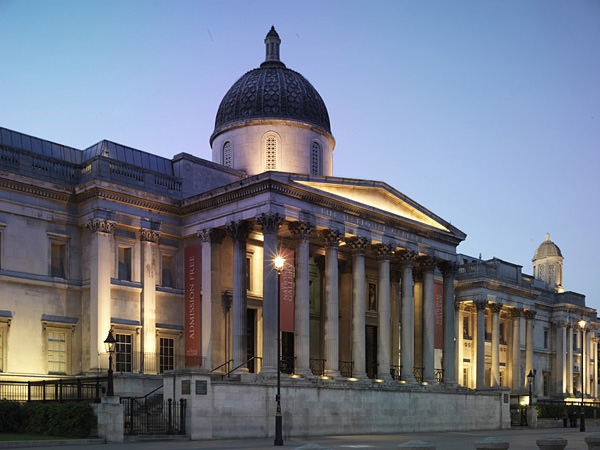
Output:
[545, 232, 550, 241]
[262, 26, 285, 67]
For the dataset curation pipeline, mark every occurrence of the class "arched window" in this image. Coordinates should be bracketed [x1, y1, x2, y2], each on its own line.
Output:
[222, 141, 232, 168]
[310, 141, 321, 175]
[265, 136, 277, 170]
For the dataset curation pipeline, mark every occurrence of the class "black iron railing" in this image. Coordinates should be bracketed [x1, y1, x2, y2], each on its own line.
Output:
[366, 362, 378, 380]
[390, 365, 401, 381]
[339, 360, 353, 378]
[280, 356, 295, 375]
[0, 376, 107, 402]
[413, 367, 424, 382]
[121, 397, 186, 435]
[310, 358, 325, 376]
[435, 368, 445, 384]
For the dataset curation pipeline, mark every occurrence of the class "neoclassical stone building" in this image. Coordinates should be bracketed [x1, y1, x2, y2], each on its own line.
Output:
[0, 27, 595, 436]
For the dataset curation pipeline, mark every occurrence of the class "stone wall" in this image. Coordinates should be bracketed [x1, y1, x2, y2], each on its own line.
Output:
[164, 370, 510, 440]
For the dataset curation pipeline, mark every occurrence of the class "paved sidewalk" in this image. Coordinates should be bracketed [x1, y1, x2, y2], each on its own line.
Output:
[2, 427, 598, 450]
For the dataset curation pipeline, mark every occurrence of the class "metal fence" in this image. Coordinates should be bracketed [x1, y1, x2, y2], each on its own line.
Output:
[0, 376, 107, 402]
[121, 397, 186, 435]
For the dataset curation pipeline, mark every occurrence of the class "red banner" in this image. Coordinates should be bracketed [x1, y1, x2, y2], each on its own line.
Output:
[184, 245, 201, 366]
[280, 249, 295, 332]
[434, 282, 444, 349]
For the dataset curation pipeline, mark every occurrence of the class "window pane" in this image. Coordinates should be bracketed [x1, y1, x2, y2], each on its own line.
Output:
[48, 331, 66, 373]
[162, 255, 174, 287]
[160, 337, 174, 373]
[116, 333, 132, 372]
[51, 243, 66, 278]
[118, 247, 132, 281]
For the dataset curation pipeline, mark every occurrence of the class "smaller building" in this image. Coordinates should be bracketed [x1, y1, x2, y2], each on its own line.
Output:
[455, 234, 598, 400]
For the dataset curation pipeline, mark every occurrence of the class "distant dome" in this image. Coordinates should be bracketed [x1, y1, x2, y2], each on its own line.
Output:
[533, 233, 563, 260]
[211, 27, 331, 142]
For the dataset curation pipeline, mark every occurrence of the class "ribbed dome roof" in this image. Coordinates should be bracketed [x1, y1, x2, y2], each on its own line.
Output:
[212, 27, 331, 139]
[533, 233, 563, 260]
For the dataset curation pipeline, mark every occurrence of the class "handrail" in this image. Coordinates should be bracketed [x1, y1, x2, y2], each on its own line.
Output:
[224, 356, 263, 378]
[210, 359, 233, 373]
[143, 384, 163, 400]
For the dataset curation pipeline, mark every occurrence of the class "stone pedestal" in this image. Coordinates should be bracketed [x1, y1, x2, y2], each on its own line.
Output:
[398, 440, 436, 449]
[93, 396, 123, 443]
[585, 433, 600, 450]
[474, 437, 510, 449]
[535, 435, 567, 450]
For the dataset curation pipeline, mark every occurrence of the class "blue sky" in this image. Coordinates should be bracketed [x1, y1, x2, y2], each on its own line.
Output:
[1, 0, 599, 310]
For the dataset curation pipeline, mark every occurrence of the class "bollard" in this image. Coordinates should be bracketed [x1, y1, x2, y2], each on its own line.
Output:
[535, 435, 567, 450]
[474, 436, 510, 449]
[585, 433, 600, 450]
[398, 440, 436, 450]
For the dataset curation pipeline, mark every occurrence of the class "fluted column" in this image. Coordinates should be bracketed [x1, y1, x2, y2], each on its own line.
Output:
[140, 228, 160, 373]
[455, 301, 463, 386]
[474, 300, 487, 389]
[524, 310, 536, 389]
[419, 256, 437, 383]
[197, 228, 224, 371]
[346, 236, 369, 380]
[226, 220, 251, 373]
[593, 338, 598, 398]
[511, 308, 523, 391]
[585, 327, 591, 396]
[554, 320, 566, 395]
[567, 322, 574, 394]
[321, 229, 342, 377]
[289, 221, 314, 377]
[399, 250, 416, 382]
[490, 302, 503, 387]
[373, 243, 394, 381]
[440, 261, 457, 384]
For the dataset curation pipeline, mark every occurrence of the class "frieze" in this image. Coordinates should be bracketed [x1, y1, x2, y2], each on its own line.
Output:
[86, 218, 115, 234]
[140, 228, 161, 243]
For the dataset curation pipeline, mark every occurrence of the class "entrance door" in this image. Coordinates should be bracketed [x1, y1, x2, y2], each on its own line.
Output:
[246, 309, 256, 372]
[366, 325, 378, 379]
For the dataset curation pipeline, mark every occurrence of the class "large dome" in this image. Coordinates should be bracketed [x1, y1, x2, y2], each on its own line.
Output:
[211, 27, 331, 142]
[533, 233, 563, 260]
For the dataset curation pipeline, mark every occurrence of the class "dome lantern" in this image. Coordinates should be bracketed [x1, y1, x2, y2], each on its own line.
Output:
[262, 26, 284, 67]
[532, 233, 564, 292]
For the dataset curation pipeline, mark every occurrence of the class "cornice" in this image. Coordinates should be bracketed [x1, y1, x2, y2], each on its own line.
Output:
[0, 175, 73, 203]
[455, 277, 540, 300]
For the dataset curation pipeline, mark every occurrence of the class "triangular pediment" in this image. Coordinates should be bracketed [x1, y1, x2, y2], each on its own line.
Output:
[294, 180, 450, 232]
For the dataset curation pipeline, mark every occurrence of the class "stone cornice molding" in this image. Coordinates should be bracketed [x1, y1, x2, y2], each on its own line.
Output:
[86, 218, 115, 234]
[454, 279, 539, 300]
[320, 229, 343, 249]
[140, 228, 161, 243]
[474, 300, 488, 311]
[489, 302, 503, 314]
[226, 220, 251, 243]
[346, 236, 369, 255]
[256, 212, 283, 234]
[372, 243, 395, 261]
[288, 221, 315, 242]
[523, 310, 537, 321]
[197, 228, 225, 244]
[396, 250, 417, 268]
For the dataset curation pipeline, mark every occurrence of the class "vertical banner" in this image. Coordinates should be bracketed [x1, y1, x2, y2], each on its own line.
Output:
[434, 281, 444, 349]
[280, 248, 295, 332]
[184, 244, 201, 366]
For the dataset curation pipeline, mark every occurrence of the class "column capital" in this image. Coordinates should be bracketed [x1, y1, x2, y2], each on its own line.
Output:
[489, 302, 503, 314]
[256, 212, 284, 234]
[524, 310, 537, 321]
[396, 250, 417, 268]
[86, 218, 115, 234]
[372, 243, 395, 261]
[474, 300, 488, 311]
[438, 260, 458, 276]
[226, 220, 251, 242]
[454, 300, 463, 311]
[288, 221, 315, 242]
[346, 236, 369, 255]
[508, 307, 523, 319]
[140, 228, 160, 243]
[553, 319, 566, 328]
[566, 321, 574, 329]
[197, 228, 225, 244]
[320, 229, 343, 249]
[416, 255, 438, 272]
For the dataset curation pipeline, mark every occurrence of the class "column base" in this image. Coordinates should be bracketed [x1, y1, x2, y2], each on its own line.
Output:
[324, 369, 340, 378]
[293, 368, 313, 378]
[259, 366, 278, 375]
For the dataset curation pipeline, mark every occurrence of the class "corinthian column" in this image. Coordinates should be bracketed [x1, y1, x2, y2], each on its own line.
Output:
[373, 243, 394, 381]
[321, 229, 343, 377]
[346, 236, 369, 380]
[490, 302, 503, 387]
[474, 300, 487, 389]
[289, 221, 315, 377]
[140, 228, 160, 373]
[567, 322, 574, 394]
[226, 220, 251, 373]
[524, 310, 536, 389]
[440, 261, 457, 384]
[256, 212, 283, 375]
[510, 308, 523, 391]
[398, 250, 416, 382]
[419, 256, 437, 384]
[554, 320, 566, 395]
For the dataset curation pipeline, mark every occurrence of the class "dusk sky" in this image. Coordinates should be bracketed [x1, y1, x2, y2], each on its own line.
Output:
[1, 1, 599, 311]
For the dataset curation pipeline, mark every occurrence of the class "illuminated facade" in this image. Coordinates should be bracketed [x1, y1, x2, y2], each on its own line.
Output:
[0, 27, 596, 436]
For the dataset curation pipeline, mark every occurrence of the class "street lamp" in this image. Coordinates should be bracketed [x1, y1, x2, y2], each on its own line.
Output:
[104, 330, 117, 397]
[527, 370, 535, 406]
[578, 318, 586, 432]
[273, 255, 284, 446]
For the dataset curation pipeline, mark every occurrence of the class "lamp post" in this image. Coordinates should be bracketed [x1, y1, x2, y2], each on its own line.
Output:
[273, 255, 284, 446]
[527, 370, 535, 406]
[579, 319, 586, 432]
[104, 330, 117, 397]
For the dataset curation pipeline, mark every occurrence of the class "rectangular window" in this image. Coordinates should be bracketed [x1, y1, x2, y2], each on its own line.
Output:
[118, 247, 132, 281]
[161, 254, 174, 288]
[51, 242, 66, 278]
[0, 327, 3, 372]
[246, 256, 252, 291]
[499, 370, 504, 387]
[543, 372, 550, 396]
[47, 331, 66, 373]
[159, 337, 174, 373]
[544, 329, 549, 349]
[116, 333, 133, 372]
[463, 316, 471, 339]
[463, 367, 469, 386]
